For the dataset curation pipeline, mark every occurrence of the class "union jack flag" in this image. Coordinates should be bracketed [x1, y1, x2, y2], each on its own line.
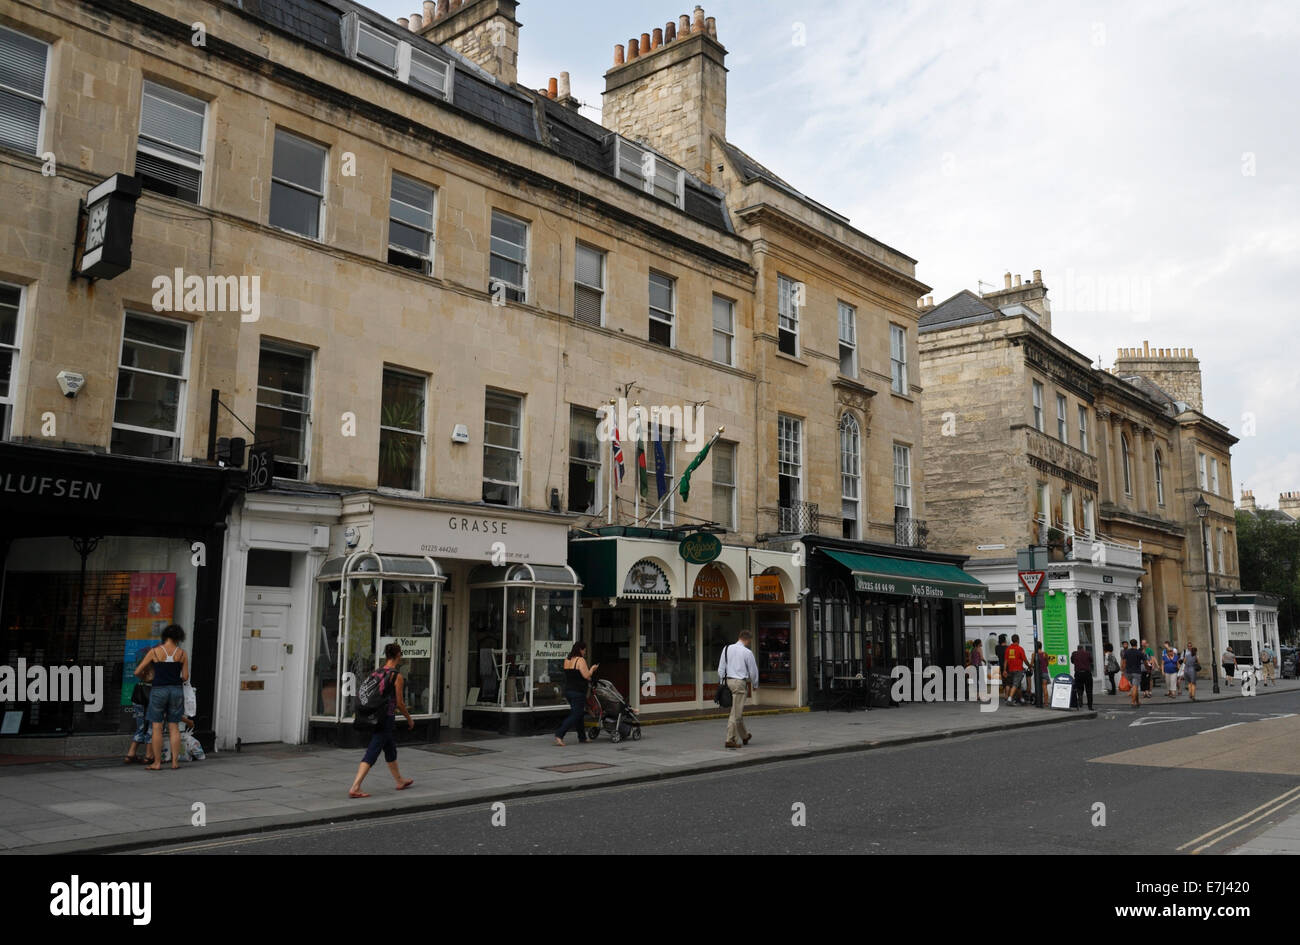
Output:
[610, 426, 625, 488]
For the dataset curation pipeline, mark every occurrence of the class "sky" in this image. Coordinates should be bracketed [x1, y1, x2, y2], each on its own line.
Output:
[368, 0, 1299, 506]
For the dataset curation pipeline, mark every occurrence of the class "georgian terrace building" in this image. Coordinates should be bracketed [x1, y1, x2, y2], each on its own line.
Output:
[918, 274, 1241, 679]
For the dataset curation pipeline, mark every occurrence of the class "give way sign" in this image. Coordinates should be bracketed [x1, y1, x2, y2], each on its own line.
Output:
[1018, 570, 1046, 596]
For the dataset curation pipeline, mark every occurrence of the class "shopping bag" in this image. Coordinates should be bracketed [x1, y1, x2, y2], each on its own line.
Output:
[183, 682, 197, 717]
[1118, 673, 1131, 692]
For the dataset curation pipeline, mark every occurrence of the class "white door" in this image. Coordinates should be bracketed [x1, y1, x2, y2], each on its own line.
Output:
[238, 594, 291, 743]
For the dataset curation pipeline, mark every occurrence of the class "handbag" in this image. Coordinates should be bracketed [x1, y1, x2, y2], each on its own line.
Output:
[1118, 673, 1131, 692]
[130, 682, 151, 707]
[714, 645, 733, 708]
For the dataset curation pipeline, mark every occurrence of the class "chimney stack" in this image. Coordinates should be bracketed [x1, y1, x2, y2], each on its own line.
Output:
[1279, 491, 1300, 516]
[418, 0, 520, 86]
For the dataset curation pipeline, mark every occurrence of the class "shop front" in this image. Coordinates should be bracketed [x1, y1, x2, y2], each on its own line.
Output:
[803, 537, 986, 706]
[0, 443, 243, 753]
[1216, 592, 1280, 673]
[568, 529, 803, 712]
[303, 494, 576, 742]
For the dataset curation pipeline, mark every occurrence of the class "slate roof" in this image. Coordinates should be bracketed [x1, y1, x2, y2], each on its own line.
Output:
[721, 141, 849, 224]
[918, 289, 1000, 331]
[226, 0, 731, 233]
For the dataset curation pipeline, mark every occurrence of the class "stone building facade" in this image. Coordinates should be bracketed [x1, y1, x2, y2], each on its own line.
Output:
[919, 275, 1241, 677]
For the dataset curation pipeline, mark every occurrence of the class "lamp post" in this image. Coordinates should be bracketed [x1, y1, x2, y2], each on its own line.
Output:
[1192, 493, 1220, 694]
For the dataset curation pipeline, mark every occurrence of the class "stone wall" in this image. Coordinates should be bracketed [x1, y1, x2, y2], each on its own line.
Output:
[1113, 343, 1203, 411]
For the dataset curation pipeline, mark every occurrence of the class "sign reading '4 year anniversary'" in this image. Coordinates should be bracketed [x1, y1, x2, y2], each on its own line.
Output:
[679, 532, 722, 564]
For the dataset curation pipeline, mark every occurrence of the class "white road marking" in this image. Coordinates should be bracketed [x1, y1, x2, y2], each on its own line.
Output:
[1128, 715, 1199, 728]
[1198, 722, 1246, 734]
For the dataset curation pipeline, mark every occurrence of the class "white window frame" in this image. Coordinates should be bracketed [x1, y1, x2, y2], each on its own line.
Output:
[346, 16, 453, 100]
[890, 324, 908, 394]
[1056, 393, 1068, 443]
[1061, 489, 1074, 534]
[893, 443, 912, 517]
[269, 128, 327, 240]
[1037, 481, 1051, 528]
[1198, 451, 1208, 489]
[1217, 527, 1226, 574]
[712, 294, 735, 366]
[567, 404, 603, 515]
[1121, 434, 1132, 495]
[489, 210, 529, 303]
[1154, 450, 1165, 506]
[387, 172, 436, 275]
[778, 415, 803, 530]
[0, 25, 50, 156]
[378, 366, 427, 495]
[1032, 381, 1044, 432]
[0, 282, 26, 440]
[838, 302, 858, 377]
[136, 80, 207, 205]
[648, 270, 675, 348]
[1078, 405, 1089, 453]
[355, 21, 400, 74]
[256, 340, 314, 481]
[1083, 497, 1096, 538]
[1211, 457, 1220, 495]
[777, 275, 800, 356]
[613, 138, 684, 208]
[111, 311, 192, 461]
[712, 439, 736, 531]
[840, 413, 861, 539]
[482, 389, 523, 507]
[574, 243, 605, 327]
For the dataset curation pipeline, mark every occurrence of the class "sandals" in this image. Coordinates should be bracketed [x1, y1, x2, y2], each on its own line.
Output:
[396, 778, 414, 791]
[348, 790, 371, 798]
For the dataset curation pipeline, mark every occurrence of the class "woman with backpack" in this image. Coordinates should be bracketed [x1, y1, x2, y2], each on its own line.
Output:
[348, 643, 415, 798]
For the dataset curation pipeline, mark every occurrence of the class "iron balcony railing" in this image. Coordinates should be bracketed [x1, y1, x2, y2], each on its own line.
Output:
[894, 515, 928, 549]
[778, 501, 819, 534]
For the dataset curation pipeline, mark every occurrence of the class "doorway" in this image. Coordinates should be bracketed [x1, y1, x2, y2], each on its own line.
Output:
[238, 588, 292, 744]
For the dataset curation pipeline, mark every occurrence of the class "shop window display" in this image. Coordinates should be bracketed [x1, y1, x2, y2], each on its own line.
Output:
[640, 605, 696, 703]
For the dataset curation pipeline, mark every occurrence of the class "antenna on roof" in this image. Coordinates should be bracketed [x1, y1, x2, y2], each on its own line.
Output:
[977, 280, 992, 296]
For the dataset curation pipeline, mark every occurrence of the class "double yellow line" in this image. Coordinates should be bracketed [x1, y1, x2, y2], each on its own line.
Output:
[1178, 784, 1300, 854]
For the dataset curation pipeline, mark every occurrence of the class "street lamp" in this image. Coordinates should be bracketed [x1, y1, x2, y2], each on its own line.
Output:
[1192, 493, 1221, 693]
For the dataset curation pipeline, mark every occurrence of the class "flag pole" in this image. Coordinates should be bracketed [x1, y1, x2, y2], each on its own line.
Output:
[606, 399, 615, 525]
[633, 401, 641, 524]
[643, 426, 724, 527]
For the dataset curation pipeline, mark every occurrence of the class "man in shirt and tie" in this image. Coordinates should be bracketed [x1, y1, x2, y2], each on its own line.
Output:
[719, 630, 760, 749]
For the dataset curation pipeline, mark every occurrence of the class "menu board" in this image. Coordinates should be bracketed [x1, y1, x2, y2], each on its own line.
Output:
[120, 573, 175, 706]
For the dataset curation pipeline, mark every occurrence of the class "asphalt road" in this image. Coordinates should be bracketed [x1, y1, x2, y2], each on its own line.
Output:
[154, 691, 1300, 855]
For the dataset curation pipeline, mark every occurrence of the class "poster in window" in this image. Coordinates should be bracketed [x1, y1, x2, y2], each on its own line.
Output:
[121, 572, 176, 706]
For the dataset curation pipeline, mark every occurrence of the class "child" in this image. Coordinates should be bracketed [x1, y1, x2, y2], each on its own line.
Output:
[124, 666, 155, 765]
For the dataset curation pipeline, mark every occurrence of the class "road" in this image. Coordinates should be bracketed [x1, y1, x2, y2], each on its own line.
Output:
[153, 692, 1300, 855]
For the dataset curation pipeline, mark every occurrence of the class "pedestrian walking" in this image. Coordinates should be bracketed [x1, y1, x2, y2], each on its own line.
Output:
[554, 641, 598, 746]
[1140, 638, 1154, 698]
[995, 634, 1008, 700]
[1004, 634, 1028, 705]
[133, 624, 188, 771]
[1122, 639, 1144, 708]
[1261, 645, 1275, 686]
[718, 629, 759, 748]
[1222, 646, 1236, 687]
[348, 643, 415, 798]
[1070, 643, 1094, 710]
[969, 638, 985, 701]
[1161, 644, 1180, 699]
[1184, 645, 1200, 701]
[1034, 643, 1050, 707]
[1103, 643, 1119, 694]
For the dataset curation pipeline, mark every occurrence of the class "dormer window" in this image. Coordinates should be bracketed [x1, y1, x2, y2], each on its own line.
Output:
[346, 15, 452, 101]
[614, 138, 684, 209]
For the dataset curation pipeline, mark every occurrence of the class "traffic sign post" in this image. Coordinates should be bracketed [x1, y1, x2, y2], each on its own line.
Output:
[1017, 546, 1049, 707]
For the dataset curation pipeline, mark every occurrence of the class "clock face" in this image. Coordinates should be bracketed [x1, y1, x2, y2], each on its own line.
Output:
[86, 201, 108, 250]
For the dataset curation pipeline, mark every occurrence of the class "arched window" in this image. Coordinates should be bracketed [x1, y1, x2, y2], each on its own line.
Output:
[1121, 433, 1132, 495]
[839, 413, 861, 539]
[1154, 450, 1165, 505]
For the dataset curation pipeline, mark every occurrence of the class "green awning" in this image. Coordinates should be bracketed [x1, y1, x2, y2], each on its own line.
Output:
[821, 549, 988, 602]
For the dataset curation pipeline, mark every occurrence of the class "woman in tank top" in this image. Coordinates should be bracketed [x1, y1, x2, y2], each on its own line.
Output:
[553, 641, 599, 746]
[133, 624, 189, 770]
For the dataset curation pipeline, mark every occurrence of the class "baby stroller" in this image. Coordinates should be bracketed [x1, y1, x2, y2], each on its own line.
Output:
[584, 678, 642, 743]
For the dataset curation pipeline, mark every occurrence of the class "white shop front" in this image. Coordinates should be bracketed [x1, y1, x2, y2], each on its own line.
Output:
[1216, 592, 1281, 677]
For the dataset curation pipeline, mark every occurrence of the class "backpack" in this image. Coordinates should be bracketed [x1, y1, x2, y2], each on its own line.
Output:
[357, 667, 395, 715]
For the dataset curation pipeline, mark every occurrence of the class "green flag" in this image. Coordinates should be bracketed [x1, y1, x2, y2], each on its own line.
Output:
[677, 437, 713, 503]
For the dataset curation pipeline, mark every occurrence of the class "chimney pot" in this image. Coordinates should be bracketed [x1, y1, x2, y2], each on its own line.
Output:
[423, 1, 435, 21]
[1004, 272, 1012, 289]
[436, 0, 449, 16]
[397, 17, 409, 28]
[1143, 340, 1150, 356]
[641, 32, 651, 53]
[559, 72, 571, 99]
[1014, 274, 1022, 287]
[614, 44, 625, 65]
[694, 6, 705, 32]
[408, 13, 422, 30]
[652, 27, 663, 49]
[1032, 268, 1041, 283]
[1188, 348, 1193, 357]
[706, 16, 717, 38]
[665, 21, 676, 42]
[680, 14, 691, 34]
[628, 37, 639, 59]
[547, 77, 558, 98]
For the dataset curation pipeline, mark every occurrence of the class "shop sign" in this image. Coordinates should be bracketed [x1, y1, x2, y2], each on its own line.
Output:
[1226, 625, 1251, 640]
[691, 565, 730, 601]
[77, 173, 142, 280]
[679, 532, 722, 564]
[1102, 575, 1114, 584]
[623, 559, 670, 597]
[533, 640, 571, 660]
[851, 575, 985, 602]
[377, 636, 433, 660]
[753, 574, 784, 603]
[372, 505, 566, 562]
[1041, 593, 1070, 678]
[246, 445, 274, 492]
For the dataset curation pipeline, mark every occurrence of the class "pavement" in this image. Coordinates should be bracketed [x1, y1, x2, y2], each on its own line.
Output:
[0, 697, 1094, 854]
[1231, 810, 1300, 855]
[1087, 671, 1299, 709]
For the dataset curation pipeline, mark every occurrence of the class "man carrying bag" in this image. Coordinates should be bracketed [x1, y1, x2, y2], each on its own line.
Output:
[717, 630, 759, 749]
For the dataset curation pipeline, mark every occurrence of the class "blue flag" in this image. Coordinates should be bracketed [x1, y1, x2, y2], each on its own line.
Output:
[654, 425, 668, 499]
